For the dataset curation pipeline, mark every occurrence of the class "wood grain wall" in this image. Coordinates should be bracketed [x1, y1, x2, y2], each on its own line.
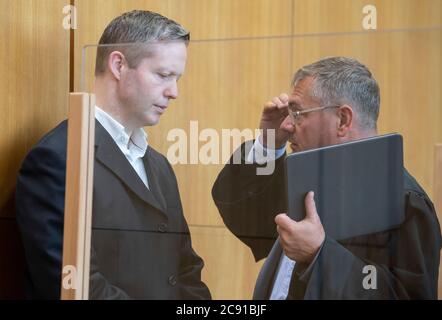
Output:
[0, 0, 70, 298]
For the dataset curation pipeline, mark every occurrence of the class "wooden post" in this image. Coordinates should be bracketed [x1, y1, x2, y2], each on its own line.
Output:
[435, 144, 442, 299]
[60, 93, 95, 300]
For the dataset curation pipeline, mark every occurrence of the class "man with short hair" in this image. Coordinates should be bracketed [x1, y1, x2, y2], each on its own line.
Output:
[212, 56, 441, 299]
[16, 10, 211, 300]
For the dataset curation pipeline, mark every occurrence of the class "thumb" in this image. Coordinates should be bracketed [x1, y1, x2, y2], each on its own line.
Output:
[275, 213, 296, 231]
[304, 191, 320, 222]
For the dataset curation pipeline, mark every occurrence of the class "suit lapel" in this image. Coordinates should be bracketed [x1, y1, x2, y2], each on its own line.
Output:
[142, 149, 167, 213]
[94, 121, 165, 214]
[253, 239, 283, 299]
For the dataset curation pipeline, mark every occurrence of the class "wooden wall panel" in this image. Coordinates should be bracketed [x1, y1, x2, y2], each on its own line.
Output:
[168, 0, 292, 40]
[0, 0, 70, 298]
[0, 0, 70, 217]
[189, 226, 264, 300]
[74, 0, 292, 41]
[293, 0, 442, 34]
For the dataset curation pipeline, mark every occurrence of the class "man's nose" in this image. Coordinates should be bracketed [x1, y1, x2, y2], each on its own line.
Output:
[165, 81, 178, 99]
[280, 115, 295, 133]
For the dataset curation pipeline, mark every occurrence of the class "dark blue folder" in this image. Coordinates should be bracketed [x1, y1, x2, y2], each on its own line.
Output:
[285, 133, 405, 240]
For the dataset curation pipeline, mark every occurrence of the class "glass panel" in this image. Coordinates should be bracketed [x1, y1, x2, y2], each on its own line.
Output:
[75, 27, 441, 299]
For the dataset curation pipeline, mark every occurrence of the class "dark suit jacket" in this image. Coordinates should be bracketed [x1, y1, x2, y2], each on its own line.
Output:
[212, 142, 442, 299]
[16, 120, 211, 299]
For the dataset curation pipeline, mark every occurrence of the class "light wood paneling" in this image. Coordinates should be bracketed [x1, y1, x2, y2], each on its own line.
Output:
[290, 29, 442, 197]
[189, 225, 264, 299]
[0, 0, 70, 298]
[293, 0, 442, 34]
[74, 0, 292, 41]
[0, 0, 70, 217]
[168, 0, 292, 40]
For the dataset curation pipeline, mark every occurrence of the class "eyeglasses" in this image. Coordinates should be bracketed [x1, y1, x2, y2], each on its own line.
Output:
[287, 104, 340, 125]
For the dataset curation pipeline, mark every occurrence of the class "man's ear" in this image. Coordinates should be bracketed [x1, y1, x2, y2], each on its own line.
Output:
[107, 51, 125, 80]
[337, 104, 353, 137]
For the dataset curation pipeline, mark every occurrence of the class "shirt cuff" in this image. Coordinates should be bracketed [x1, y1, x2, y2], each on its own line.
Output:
[246, 135, 286, 164]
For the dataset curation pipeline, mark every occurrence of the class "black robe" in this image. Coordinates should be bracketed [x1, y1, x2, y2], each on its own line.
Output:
[212, 142, 441, 299]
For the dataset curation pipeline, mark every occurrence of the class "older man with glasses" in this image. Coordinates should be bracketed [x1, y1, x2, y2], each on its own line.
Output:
[212, 56, 441, 299]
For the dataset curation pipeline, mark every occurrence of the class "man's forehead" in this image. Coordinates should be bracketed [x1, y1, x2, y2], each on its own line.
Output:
[292, 76, 315, 92]
[290, 76, 316, 104]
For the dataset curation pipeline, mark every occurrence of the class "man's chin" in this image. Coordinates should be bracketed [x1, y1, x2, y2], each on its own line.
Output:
[143, 115, 161, 127]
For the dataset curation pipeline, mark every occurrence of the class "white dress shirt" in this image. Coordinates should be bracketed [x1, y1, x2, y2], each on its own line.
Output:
[95, 106, 149, 189]
[247, 137, 296, 300]
[246, 137, 286, 164]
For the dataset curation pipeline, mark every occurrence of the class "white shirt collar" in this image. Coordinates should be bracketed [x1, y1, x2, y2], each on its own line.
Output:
[95, 106, 148, 158]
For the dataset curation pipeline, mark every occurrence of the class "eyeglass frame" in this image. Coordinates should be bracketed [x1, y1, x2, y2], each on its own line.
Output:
[287, 103, 340, 125]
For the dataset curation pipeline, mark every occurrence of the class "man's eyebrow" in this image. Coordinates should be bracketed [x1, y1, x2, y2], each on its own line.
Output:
[288, 101, 302, 110]
[160, 69, 182, 77]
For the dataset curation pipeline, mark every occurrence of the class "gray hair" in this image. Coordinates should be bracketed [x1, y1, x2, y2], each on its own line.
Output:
[95, 10, 190, 75]
[293, 57, 380, 131]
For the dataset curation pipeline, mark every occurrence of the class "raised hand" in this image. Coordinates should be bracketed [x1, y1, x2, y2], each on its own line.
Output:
[259, 93, 291, 149]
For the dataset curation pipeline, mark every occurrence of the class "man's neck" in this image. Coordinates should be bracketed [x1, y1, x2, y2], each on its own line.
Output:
[95, 80, 136, 135]
[352, 129, 377, 140]
[95, 103, 135, 137]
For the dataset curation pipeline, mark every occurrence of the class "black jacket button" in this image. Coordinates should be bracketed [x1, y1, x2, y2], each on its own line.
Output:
[158, 223, 168, 232]
[168, 274, 177, 286]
